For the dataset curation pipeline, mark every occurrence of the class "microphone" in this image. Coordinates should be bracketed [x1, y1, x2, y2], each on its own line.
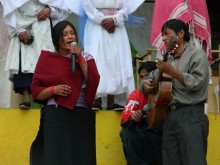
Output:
[126, 104, 151, 130]
[70, 42, 77, 72]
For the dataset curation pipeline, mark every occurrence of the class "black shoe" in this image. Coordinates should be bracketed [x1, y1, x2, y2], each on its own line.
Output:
[19, 102, 31, 110]
[92, 103, 102, 111]
[107, 104, 124, 111]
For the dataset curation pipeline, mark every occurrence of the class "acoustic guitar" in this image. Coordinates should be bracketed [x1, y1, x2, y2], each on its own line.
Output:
[147, 36, 178, 131]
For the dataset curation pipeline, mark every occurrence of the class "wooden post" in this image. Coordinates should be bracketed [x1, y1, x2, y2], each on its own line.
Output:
[211, 48, 220, 113]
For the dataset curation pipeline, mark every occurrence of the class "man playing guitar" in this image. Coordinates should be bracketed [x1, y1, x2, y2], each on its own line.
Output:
[143, 19, 209, 165]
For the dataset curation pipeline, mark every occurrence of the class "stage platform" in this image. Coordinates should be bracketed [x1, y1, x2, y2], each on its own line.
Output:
[0, 109, 219, 165]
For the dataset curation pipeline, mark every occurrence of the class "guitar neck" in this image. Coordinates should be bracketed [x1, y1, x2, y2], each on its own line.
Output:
[163, 50, 171, 62]
[153, 51, 171, 87]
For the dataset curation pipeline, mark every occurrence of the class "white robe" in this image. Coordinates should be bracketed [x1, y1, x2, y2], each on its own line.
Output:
[82, 0, 144, 98]
[2, 0, 69, 74]
[0, 4, 11, 108]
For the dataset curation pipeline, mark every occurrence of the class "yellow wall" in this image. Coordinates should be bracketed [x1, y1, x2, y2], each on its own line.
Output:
[0, 109, 219, 165]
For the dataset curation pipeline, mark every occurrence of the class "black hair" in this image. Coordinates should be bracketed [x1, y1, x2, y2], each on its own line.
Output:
[52, 20, 78, 52]
[138, 61, 157, 74]
[161, 19, 190, 42]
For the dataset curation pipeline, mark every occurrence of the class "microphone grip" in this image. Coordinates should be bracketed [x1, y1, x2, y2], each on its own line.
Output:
[70, 42, 77, 72]
[125, 104, 151, 130]
[71, 54, 76, 72]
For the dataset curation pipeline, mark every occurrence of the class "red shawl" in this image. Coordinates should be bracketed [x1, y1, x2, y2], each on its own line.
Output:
[31, 50, 100, 110]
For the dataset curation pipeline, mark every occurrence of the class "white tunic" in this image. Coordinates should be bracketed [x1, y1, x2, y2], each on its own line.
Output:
[2, 0, 69, 74]
[83, 0, 135, 97]
[0, 4, 11, 108]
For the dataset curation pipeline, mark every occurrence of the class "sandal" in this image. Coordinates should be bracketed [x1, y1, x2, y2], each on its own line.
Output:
[92, 103, 102, 111]
[19, 102, 31, 110]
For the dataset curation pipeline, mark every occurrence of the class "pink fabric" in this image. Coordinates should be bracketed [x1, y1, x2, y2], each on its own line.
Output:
[150, 0, 192, 50]
[190, 0, 211, 61]
[150, 0, 211, 61]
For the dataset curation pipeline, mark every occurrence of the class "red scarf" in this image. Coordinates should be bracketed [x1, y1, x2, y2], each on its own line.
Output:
[31, 50, 100, 110]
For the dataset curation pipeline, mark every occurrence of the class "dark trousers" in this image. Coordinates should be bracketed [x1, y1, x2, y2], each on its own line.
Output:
[120, 126, 163, 165]
[163, 104, 209, 165]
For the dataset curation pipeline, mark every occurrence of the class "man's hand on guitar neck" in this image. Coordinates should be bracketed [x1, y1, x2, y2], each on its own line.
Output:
[156, 59, 174, 75]
[156, 59, 185, 85]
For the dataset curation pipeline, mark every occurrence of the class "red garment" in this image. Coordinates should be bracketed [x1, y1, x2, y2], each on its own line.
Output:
[31, 50, 100, 110]
[121, 89, 148, 124]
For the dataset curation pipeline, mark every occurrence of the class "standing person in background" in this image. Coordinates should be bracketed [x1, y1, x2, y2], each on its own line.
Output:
[120, 61, 163, 165]
[143, 19, 209, 165]
[1, 0, 69, 109]
[30, 20, 100, 165]
[0, 2, 11, 108]
[82, 0, 144, 111]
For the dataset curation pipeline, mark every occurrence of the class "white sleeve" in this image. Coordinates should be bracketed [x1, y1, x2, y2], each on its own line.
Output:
[113, 0, 128, 26]
[47, 6, 69, 26]
[82, 0, 105, 24]
[48, 6, 69, 20]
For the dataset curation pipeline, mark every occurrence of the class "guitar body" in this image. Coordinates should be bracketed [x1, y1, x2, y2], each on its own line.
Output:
[147, 73, 172, 131]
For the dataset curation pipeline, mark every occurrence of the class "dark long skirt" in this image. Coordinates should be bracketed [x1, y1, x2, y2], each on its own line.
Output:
[13, 73, 33, 94]
[30, 105, 97, 165]
[11, 50, 33, 94]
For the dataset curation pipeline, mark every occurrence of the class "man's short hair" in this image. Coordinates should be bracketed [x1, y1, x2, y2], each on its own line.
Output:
[161, 19, 190, 42]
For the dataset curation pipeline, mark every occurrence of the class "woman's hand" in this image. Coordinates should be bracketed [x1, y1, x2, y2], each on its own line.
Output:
[68, 45, 88, 79]
[36, 84, 71, 100]
[37, 6, 51, 21]
[69, 44, 82, 59]
[54, 85, 71, 96]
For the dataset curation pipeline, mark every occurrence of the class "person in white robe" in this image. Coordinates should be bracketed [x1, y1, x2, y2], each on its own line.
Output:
[1, 0, 69, 109]
[0, 3, 11, 108]
[82, 0, 144, 110]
